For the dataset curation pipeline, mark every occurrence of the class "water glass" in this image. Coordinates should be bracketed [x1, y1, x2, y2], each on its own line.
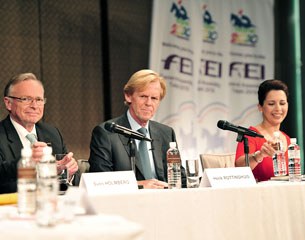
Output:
[55, 154, 69, 194]
[186, 159, 200, 188]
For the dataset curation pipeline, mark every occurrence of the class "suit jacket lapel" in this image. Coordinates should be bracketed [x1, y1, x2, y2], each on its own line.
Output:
[36, 123, 48, 142]
[116, 114, 146, 178]
[116, 115, 133, 156]
[4, 116, 24, 159]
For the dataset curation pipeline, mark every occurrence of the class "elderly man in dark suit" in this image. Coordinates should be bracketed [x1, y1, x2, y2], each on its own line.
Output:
[0, 73, 79, 193]
[89, 69, 186, 188]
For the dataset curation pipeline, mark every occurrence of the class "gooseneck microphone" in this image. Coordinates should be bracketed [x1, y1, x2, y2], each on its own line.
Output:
[104, 122, 152, 142]
[217, 120, 264, 138]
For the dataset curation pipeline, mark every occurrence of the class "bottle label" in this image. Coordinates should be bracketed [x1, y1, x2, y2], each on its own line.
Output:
[272, 152, 287, 176]
[18, 167, 36, 179]
[167, 155, 181, 164]
[295, 149, 301, 158]
[288, 150, 295, 159]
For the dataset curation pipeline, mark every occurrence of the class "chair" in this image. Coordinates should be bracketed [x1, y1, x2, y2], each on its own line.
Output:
[199, 153, 236, 170]
[77, 159, 90, 174]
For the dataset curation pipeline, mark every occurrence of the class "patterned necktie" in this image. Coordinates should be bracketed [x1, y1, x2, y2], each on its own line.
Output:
[137, 128, 153, 179]
[26, 133, 37, 145]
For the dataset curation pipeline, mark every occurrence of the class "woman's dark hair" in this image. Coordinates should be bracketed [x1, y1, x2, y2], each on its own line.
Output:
[258, 79, 289, 106]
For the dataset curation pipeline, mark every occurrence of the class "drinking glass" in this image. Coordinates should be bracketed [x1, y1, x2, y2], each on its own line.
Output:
[55, 154, 69, 194]
[186, 159, 200, 188]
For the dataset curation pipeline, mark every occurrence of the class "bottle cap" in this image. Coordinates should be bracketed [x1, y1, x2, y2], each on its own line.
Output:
[21, 147, 32, 157]
[43, 146, 53, 155]
[273, 131, 280, 138]
[169, 142, 177, 148]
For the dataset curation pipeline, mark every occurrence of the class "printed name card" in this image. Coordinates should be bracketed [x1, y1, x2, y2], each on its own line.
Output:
[200, 167, 256, 188]
[80, 171, 138, 195]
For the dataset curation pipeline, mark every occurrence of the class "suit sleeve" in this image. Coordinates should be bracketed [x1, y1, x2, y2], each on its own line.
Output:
[88, 125, 114, 172]
[48, 127, 68, 154]
[0, 152, 18, 193]
[0, 149, 17, 179]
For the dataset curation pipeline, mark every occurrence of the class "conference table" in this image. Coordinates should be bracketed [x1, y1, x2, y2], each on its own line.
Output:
[0, 194, 144, 240]
[88, 181, 305, 240]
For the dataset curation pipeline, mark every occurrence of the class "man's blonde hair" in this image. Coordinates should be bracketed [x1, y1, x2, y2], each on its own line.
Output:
[123, 69, 166, 105]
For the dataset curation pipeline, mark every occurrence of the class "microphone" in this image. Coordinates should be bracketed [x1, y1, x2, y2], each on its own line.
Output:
[217, 120, 264, 138]
[104, 122, 152, 142]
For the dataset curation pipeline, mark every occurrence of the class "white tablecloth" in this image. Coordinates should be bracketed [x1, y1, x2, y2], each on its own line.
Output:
[0, 206, 144, 240]
[88, 181, 305, 240]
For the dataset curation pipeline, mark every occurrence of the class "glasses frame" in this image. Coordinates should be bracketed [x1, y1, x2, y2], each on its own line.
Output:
[7, 96, 47, 105]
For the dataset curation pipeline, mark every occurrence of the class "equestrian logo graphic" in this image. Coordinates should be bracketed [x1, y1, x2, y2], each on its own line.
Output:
[170, 0, 191, 40]
[202, 4, 218, 43]
[231, 9, 258, 46]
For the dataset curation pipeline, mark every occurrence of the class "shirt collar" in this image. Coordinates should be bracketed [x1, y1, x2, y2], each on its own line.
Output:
[127, 110, 149, 131]
[10, 116, 37, 138]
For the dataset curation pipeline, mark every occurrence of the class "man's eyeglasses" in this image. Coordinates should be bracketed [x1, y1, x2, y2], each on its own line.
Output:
[7, 96, 47, 105]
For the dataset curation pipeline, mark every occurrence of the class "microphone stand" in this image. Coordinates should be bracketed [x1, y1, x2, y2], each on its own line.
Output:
[128, 138, 136, 174]
[236, 133, 250, 167]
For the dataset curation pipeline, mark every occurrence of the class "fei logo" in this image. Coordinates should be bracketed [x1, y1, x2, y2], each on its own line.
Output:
[170, 0, 191, 40]
[202, 4, 218, 43]
[231, 9, 258, 46]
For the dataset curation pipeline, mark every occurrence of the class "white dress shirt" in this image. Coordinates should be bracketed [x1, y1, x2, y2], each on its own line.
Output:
[10, 117, 37, 148]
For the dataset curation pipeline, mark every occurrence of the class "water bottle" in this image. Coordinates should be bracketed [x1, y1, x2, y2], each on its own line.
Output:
[167, 142, 182, 189]
[17, 147, 37, 216]
[272, 131, 287, 176]
[36, 146, 58, 227]
[288, 138, 302, 182]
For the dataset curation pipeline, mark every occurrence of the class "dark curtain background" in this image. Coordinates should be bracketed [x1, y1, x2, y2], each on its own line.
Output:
[0, 0, 304, 169]
[274, 0, 304, 171]
[0, 0, 152, 160]
[0, 0, 104, 160]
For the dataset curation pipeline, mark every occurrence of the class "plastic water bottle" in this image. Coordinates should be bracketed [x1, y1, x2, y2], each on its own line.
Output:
[288, 138, 302, 182]
[17, 147, 37, 216]
[272, 131, 287, 176]
[36, 146, 58, 227]
[167, 142, 182, 189]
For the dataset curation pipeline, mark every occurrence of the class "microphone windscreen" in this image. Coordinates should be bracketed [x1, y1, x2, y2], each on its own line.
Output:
[104, 122, 115, 132]
[217, 120, 226, 130]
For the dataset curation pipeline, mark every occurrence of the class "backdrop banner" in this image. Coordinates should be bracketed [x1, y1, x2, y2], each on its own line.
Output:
[150, 0, 274, 160]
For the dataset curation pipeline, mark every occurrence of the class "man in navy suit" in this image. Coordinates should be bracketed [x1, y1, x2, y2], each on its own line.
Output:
[0, 73, 79, 193]
[89, 69, 186, 188]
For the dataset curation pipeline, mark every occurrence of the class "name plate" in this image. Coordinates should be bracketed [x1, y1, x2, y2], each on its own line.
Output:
[200, 167, 256, 188]
[80, 171, 138, 195]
